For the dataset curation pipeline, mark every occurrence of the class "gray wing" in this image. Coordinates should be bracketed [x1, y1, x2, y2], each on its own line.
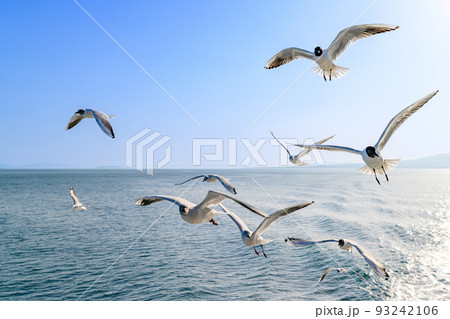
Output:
[327, 24, 399, 61]
[88, 109, 115, 138]
[347, 239, 389, 280]
[66, 113, 83, 130]
[374, 90, 438, 151]
[253, 201, 314, 238]
[70, 187, 81, 205]
[297, 134, 336, 158]
[219, 204, 250, 233]
[175, 175, 207, 185]
[318, 268, 336, 283]
[209, 175, 237, 195]
[270, 130, 292, 157]
[135, 195, 193, 208]
[198, 191, 269, 218]
[295, 144, 361, 155]
[265, 47, 314, 69]
[285, 237, 339, 246]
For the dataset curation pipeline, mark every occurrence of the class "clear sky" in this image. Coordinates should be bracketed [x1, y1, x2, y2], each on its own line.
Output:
[0, 0, 449, 168]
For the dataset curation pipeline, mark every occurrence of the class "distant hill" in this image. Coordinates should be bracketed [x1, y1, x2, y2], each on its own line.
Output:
[398, 153, 450, 169]
[1, 153, 449, 169]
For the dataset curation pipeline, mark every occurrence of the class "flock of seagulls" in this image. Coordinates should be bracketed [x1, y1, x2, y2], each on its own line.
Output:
[66, 22, 441, 288]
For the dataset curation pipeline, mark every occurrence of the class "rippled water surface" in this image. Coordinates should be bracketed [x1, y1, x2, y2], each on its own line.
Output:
[0, 168, 449, 300]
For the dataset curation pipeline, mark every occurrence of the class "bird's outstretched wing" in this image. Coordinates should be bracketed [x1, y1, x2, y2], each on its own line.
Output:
[295, 144, 361, 155]
[66, 113, 83, 130]
[346, 239, 389, 280]
[327, 24, 399, 61]
[297, 134, 336, 158]
[198, 191, 269, 218]
[219, 204, 250, 233]
[70, 187, 81, 205]
[270, 130, 292, 157]
[318, 267, 336, 283]
[265, 47, 314, 69]
[253, 201, 314, 238]
[88, 109, 115, 138]
[209, 175, 237, 195]
[135, 195, 193, 208]
[285, 237, 339, 246]
[374, 90, 438, 151]
[175, 175, 207, 185]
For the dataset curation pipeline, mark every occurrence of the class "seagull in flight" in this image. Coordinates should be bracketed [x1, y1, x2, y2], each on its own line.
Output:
[66, 109, 115, 138]
[318, 267, 364, 283]
[295, 91, 438, 184]
[271, 131, 335, 166]
[136, 190, 269, 226]
[70, 187, 86, 210]
[176, 174, 237, 194]
[220, 201, 314, 257]
[286, 237, 389, 280]
[265, 24, 399, 81]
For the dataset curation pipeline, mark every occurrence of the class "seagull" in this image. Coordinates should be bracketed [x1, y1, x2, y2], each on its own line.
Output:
[295, 91, 438, 184]
[70, 187, 86, 210]
[271, 131, 335, 166]
[66, 109, 115, 138]
[220, 201, 314, 257]
[285, 237, 389, 280]
[318, 267, 364, 283]
[265, 24, 399, 81]
[175, 174, 237, 194]
[136, 190, 269, 226]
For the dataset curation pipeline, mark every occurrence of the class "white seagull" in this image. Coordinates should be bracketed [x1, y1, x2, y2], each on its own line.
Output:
[295, 91, 438, 184]
[318, 267, 364, 283]
[66, 109, 115, 138]
[271, 131, 335, 166]
[286, 237, 389, 280]
[70, 187, 86, 210]
[175, 174, 237, 194]
[220, 201, 314, 257]
[136, 190, 269, 226]
[265, 24, 399, 81]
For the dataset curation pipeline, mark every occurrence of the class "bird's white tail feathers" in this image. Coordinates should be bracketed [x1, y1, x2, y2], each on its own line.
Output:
[311, 65, 350, 80]
[358, 158, 401, 175]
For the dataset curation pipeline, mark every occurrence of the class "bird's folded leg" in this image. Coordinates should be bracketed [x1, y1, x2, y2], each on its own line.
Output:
[329, 69, 332, 81]
[260, 245, 267, 258]
[381, 166, 389, 182]
[373, 169, 381, 185]
[209, 218, 218, 226]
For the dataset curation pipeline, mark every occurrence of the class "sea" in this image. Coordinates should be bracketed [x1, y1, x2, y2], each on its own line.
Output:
[0, 168, 449, 301]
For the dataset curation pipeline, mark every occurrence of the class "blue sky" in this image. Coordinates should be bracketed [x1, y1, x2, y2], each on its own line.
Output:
[0, 0, 449, 168]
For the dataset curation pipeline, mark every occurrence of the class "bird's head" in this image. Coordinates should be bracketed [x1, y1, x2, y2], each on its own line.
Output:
[76, 109, 85, 115]
[179, 205, 189, 215]
[314, 46, 323, 57]
[338, 239, 346, 248]
[365, 146, 379, 158]
[242, 230, 251, 238]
